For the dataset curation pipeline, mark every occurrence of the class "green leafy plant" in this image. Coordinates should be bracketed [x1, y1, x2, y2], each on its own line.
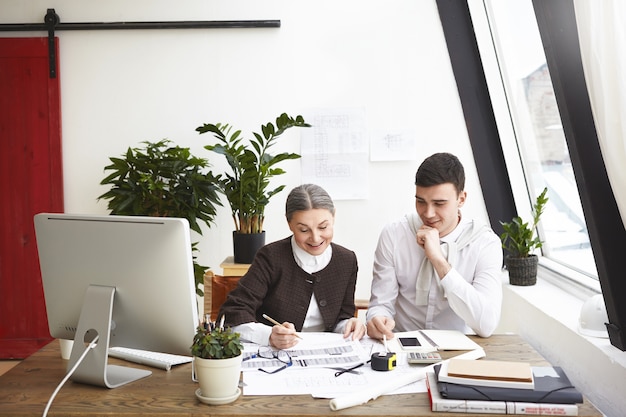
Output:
[190, 326, 243, 359]
[98, 139, 222, 296]
[196, 113, 310, 234]
[500, 187, 549, 258]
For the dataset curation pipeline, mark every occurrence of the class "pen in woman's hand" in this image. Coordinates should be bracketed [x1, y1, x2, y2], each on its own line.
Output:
[262, 313, 303, 339]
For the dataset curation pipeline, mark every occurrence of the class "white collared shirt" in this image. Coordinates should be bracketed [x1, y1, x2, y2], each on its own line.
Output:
[290, 236, 332, 332]
[366, 215, 503, 337]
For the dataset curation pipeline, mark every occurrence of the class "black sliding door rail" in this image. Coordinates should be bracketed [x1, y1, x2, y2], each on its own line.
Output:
[0, 9, 280, 78]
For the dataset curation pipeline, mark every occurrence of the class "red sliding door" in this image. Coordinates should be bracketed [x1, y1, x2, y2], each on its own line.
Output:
[0, 37, 63, 358]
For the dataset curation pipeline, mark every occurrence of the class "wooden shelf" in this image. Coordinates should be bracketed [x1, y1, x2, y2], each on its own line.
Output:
[219, 256, 251, 277]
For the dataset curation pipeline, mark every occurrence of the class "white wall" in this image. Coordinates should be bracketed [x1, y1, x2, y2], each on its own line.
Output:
[1, 0, 489, 300]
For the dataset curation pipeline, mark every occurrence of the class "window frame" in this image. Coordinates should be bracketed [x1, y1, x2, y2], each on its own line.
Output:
[436, 0, 626, 351]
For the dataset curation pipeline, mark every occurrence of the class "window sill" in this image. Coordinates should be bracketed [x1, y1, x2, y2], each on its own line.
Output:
[498, 269, 625, 417]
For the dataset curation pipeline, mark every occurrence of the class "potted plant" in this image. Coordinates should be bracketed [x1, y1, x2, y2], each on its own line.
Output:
[191, 324, 243, 404]
[196, 113, 310, 263]
[98, 139, 222, 296]
[500, 187, 549, 286]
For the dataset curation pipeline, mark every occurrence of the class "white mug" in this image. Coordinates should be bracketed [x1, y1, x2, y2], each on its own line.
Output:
[59, 339, 74, 360]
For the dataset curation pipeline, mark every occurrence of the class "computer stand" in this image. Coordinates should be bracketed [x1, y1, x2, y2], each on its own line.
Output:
[67, 285, 151, 388]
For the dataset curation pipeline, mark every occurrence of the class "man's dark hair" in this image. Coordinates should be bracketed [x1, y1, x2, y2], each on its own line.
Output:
[415, 152, 465, 194]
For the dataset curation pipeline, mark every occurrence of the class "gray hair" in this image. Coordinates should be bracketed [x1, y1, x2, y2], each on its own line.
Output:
[285, 184, 335, 222]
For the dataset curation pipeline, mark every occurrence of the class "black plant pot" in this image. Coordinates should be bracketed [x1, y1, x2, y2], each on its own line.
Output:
[232, 231, 266, 264]
[505, 254, 538, 286]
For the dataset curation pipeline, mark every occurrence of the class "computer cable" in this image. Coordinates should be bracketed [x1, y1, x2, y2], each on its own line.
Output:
[42, 335, 100, 417]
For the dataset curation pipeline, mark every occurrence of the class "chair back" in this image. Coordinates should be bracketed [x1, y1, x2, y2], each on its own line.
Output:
[203, 270, 241, 321]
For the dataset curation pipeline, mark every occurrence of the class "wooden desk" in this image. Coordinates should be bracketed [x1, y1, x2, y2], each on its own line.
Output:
[0, 335, 602, 417]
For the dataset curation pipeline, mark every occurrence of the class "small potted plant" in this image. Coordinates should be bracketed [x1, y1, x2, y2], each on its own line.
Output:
[196, 113, 310, 263]
[98, 139, 222, 296]
[500, 187, 549, 286]
[191, 324, 244, 404]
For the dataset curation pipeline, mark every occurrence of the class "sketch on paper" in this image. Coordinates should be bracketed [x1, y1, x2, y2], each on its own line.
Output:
[370, 130, 418, 162]
[301, 108, 369, 200]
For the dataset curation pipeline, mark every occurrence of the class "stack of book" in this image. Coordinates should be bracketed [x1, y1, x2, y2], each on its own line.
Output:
[425, 358, 583, 415]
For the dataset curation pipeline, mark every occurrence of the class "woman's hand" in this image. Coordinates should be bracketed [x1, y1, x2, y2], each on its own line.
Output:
[342, 317, 366, 341]
[268, 321, 300, 349]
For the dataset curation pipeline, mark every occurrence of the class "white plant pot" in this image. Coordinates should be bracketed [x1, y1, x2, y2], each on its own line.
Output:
[194, 354, 242, 404]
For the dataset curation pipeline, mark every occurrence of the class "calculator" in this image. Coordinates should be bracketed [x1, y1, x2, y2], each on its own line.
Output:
[407, 351, 442, 364]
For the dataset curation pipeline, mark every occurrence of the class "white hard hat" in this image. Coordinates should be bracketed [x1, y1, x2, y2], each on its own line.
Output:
[578, 294, 609, 338]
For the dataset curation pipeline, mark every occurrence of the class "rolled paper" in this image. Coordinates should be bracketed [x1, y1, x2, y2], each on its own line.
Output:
[329, 370, 426, 411]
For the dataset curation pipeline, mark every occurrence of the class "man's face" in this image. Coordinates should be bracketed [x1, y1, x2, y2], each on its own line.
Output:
[415, 183, 466, 237]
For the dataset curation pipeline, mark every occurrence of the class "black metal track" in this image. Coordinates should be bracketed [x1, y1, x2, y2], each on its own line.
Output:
[0, 9, 280, 78]
[0, 20, 281, 31]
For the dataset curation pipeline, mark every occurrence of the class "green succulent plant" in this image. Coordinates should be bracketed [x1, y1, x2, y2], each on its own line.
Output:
[500, 187, 549, 258]
[190, 326, 243, 359]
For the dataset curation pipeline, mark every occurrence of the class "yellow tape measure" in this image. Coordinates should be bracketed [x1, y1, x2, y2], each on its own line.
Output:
[370, 352, 397, 371]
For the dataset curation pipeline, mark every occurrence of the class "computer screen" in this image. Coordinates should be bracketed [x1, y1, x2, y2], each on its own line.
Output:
[34, 213, 199, 388]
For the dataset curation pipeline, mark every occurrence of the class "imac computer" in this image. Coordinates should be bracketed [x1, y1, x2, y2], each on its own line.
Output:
[34, 213, 199, 388]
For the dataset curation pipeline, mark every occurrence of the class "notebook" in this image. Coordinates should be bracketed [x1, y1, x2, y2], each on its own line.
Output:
[438, 359, 535, 390]
[435, 364, 583, 404]
[447, 358, 533, 382]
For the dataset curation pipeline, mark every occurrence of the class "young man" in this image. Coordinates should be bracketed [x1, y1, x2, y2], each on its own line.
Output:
[366, 153, 502, 339]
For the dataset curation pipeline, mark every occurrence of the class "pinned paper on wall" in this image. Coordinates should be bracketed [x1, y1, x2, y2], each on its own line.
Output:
[301, 108, 369, 200]
[370, 130, 418, 162]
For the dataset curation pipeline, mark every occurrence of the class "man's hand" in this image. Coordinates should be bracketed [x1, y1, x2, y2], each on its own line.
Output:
[417, 225, 451, 278]
[366, 316, 395, 340]
[416, 225, 442, 259]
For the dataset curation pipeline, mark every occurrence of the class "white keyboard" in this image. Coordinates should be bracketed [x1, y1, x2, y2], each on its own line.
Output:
[108, 346, 192, 371]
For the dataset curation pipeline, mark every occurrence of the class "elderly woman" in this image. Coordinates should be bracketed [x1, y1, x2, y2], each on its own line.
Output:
[219, 183, 365, 349]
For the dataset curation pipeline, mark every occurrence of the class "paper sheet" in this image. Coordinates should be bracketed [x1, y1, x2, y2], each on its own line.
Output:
[239, 332, 486, 406]
[300, 108, 370, 200]
[243, 354, 430, 397]
[241, 333, 369, 374]
[327, 347, 487, 410]
[242, 334, 380, 396]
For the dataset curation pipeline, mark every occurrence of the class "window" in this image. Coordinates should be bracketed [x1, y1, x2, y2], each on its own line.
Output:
[454, 0, 626, 351]
[479, 0, 597, 279]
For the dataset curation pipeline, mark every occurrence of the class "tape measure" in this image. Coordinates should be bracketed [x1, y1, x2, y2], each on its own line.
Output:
[370, 352, 397, 371]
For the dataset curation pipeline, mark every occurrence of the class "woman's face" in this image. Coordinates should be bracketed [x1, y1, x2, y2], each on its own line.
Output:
[288, 208, 335, 256]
